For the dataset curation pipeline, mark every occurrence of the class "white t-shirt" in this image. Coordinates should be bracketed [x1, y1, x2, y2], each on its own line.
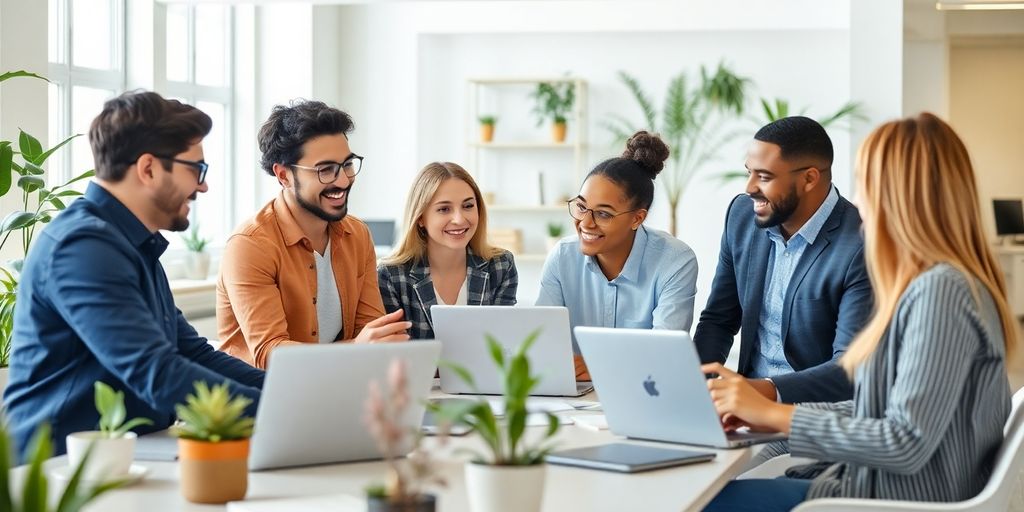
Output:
[313, 240, 343, 343]
[434, 279, 468, 306]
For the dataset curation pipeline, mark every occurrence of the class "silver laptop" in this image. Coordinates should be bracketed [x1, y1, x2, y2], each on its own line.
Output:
[574, 327, 786, 449]
[431, 305, 592, 397]
[248, 341, 441, 470]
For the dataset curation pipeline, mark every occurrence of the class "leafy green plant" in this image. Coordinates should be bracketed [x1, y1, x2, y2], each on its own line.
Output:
[530, 81, 575, 126]
[604, 62, 749, 236]
[180, 225, 209, 253]
[0, 422, 123, 512]
[429, 330, 560, 465]
[478, 115, 496, 126]
[0, 70, 94, 367]
[171, 381, 255, 442]
[94, 382, 153, 438]
[546, 222, 564, 238]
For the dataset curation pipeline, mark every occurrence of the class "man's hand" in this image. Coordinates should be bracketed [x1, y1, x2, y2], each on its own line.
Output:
[700, 363, 794, 434]
[352, 310, 412, 343]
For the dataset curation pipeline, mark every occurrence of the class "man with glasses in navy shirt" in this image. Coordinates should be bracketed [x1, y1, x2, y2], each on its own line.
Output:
[3, 91, 264, 458]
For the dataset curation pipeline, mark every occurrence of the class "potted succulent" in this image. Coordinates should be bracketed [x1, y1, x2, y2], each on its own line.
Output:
[180, 224, 211, 280]
[171, 381, 255, 504]
[2, 422, 124, 511]
[364, 359, 445, 512]
[477, 115, 496, 143]
[430, 330, 560, 512]
[530, 81, 575, 143]
[65, 382, 153, 483]
[545, 222, 564, 252]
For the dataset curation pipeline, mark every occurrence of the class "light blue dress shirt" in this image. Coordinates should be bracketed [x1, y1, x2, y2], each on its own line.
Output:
[751, 186, 839, 378]
[536, 226, 699, 351]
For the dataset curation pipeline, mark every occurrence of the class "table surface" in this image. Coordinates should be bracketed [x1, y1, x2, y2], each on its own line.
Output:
[12, 391, 753, 512]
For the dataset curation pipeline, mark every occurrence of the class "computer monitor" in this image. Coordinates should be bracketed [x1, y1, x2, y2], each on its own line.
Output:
[993, 199, 1024, 237]
[364, 219, 397, 251]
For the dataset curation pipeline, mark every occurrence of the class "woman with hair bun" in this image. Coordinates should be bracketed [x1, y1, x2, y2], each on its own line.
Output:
[537, 131, 698, 379]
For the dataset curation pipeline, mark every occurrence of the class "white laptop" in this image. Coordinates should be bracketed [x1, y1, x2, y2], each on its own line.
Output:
[248, 341, 441, 471]
[431, 305, 593, 397]
[574, 327, 786, 449]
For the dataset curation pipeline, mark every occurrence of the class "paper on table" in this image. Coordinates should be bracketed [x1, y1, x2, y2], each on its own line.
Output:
[570, 414, 609, 431]
[486, 397, 586, 415]
[227, 494, 364, 512]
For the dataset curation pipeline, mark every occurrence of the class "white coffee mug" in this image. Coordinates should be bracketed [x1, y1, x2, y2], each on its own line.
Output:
[65, 431, 137, 481]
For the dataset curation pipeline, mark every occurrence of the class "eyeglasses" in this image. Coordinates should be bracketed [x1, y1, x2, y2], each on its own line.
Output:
[567, 197, 640, 226]
[157, 157, 209, 185]
[291, 154, 364, 184]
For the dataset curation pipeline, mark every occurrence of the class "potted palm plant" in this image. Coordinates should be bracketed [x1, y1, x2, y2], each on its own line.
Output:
[65, 382, 153, 483]
[171, 381, 255, 504]
[530, 81, 575, 143]
[364, 359, 445, 512]
[430, 330, 560, 512]
[180, 224, 211, 280]
[477, 115, 496, 143]
[545, 222, 564, 252]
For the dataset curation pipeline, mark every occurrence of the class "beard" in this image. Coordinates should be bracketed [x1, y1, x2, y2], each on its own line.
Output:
[752, 183, 800, 229]
[156, 182, 195, 232]
[293, 171, 351, 222]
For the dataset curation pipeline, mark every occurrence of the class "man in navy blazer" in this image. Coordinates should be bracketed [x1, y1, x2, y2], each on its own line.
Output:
[693, 116, 872, 404]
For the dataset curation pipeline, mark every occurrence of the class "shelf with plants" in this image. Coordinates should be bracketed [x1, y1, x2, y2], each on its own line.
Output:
[467, 76, 586, 261]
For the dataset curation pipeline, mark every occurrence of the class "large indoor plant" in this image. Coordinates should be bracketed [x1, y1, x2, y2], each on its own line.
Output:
[530, 81, 575, 143]
[430, 330, 560, 512]
[603, 62, 749, 236]
[171, 381, 255, 504]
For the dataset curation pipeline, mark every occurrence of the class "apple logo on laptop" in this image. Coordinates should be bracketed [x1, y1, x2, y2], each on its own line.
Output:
[643, 375, 659, 397]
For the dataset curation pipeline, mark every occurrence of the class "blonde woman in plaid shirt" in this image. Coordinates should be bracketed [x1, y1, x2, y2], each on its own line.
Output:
[378, 162, 518, 340]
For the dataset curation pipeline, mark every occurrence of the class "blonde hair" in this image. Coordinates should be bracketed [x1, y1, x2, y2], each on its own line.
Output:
[382, 162, 502, 266]
[841, 113, 1019, 374]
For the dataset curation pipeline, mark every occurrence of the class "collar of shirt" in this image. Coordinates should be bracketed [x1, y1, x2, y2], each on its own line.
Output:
[584, 224, 649, 283]
[272, 192, 353, 250]
[766, 185, 839, 246]
[409, 246, 488, 278]
[85, 182, 169, 257]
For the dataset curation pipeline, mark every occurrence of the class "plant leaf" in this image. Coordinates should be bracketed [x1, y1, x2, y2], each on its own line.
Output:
[33, 133, 80, 166]
[0, 211, 36, 234]
[438, 360, 475, 390]
[17, 175, 45, 194]
[0, 70, 49, 83]
[0, 144, 12, 196]
[0, 420, 13, 512]
[617, 71, 657, 131]
[18, 130, 43, 162]
[22, 423, 52, 512]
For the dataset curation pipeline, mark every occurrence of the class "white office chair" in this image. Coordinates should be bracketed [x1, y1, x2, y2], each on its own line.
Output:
[791, 387, 1024, 511]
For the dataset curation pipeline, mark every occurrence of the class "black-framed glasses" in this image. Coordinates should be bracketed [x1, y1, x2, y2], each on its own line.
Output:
[567, 197, 640, 226]
[291, 154, 364, 184]
[157, 157, 209, 185]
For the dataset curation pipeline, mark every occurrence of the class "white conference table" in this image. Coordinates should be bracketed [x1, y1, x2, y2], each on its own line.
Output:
[14, 392, 753, 512]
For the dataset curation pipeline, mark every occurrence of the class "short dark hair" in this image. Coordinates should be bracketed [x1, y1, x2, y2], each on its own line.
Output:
[88, 91, 212, 182]
[257, 100, 355, 175]
[586, 131, 670, 210]
[753, 116, 833, 170]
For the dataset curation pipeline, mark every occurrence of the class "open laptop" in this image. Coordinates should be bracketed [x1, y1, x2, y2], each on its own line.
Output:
[248, 341, 441, 470]
[574, 327, 786, 449]
[431, 305, 593, 397]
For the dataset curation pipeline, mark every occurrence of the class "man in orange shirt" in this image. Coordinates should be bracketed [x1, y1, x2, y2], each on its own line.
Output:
[217, 100, 411, 369]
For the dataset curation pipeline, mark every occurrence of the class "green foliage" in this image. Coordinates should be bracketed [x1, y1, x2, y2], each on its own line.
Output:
[172, 381, 255, 442]
[428, 330, 560, 466]
[477, 115, 496, 126]
[530, 81, 575, 126]
[0, 70, 94, 368]
[180, 225, 209, 253]
[545, 222, 564, 237]
[0, 422, 123, 512]
[94, 382, 153, 438]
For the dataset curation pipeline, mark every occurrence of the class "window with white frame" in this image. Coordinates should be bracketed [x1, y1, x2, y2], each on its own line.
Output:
[47, 0, 127, 186]
[162, 3, 235, 250]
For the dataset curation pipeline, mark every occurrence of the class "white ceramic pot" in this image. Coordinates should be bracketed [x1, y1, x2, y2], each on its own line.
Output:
[0, 367, 9, 397]
[184, 251, 211, 280]
[66, 431, 137, 481]
[465, 462, 546, 512]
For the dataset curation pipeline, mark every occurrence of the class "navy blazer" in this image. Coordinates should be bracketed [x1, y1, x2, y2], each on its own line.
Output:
[693, 192, 872, 404]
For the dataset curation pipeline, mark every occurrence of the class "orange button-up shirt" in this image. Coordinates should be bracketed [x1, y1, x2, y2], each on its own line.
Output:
[216, 194, 385, 368]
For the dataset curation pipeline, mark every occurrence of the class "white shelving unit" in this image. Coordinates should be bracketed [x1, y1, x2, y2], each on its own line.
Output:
[466, 77, 587, 260]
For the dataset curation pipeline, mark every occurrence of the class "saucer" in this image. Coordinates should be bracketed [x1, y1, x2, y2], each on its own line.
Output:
[50, 463, 150, 487]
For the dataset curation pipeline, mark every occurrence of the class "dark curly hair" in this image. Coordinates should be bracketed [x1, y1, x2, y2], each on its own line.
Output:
[257, 100, 354, 175]
[585, 130, 670, 210]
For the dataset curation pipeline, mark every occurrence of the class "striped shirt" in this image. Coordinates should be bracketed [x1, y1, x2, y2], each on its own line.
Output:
[788, 263, 1010, 501]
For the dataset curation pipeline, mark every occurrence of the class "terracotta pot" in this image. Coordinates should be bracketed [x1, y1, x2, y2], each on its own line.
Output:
[465, 462, 546, 512]
[551, 121, 567, 143]
[366, 493, 437, 512]
[479, 123, 495, 143]
[178, 438, 249, 504]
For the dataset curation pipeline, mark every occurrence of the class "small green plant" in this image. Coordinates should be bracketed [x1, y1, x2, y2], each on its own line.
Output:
[546, 222, 564, 238]
[478, 115, 496, 126]
[530, 81, 575, 126]
[171, 381, 254, 442]
[180, 225, 209, 253]
[94, 382, 153, 438]
[0, 422, 123, 512]
[429, 330, 560, 465]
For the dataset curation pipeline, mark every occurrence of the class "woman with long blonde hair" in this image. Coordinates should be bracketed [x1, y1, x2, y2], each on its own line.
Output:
[377, 162, 517, 339]
[701, 113, 1019, 510]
